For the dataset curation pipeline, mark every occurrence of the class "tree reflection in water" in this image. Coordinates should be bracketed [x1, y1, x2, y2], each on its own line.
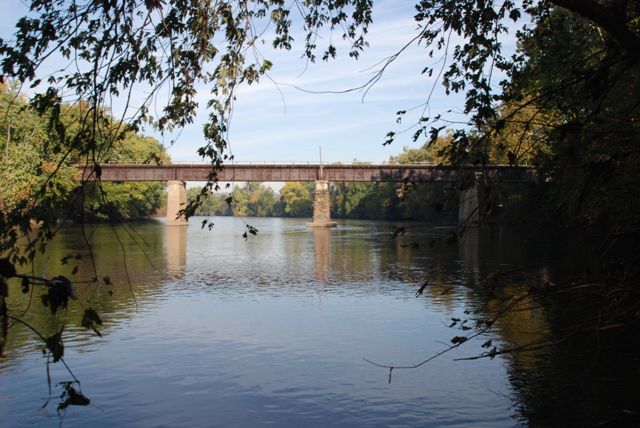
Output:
[1, 219, 638, 426]
[455, 226, 640, 426]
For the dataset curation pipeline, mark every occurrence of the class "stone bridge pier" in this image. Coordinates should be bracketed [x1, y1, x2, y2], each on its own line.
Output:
[166, 180, 188, 226]
[306, 180, 337, 227]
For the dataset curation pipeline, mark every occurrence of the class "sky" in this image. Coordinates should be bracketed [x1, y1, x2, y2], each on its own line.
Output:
[0, 1, 517, 166]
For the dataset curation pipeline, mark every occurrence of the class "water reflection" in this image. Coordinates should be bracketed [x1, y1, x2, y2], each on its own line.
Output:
[459, 226, 480, 268]
[3, 222, 168, 357]
[0, 218, 637, 427]
[450, 226, 640, 427]
[312, 228, 330, 281]
[166, 224, 188, 277]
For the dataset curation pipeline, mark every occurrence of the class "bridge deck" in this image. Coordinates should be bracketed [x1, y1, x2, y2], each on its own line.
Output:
[81, 164, 537, 183]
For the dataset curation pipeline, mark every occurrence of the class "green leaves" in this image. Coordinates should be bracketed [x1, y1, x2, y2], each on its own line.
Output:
[280, 182, 313, 217]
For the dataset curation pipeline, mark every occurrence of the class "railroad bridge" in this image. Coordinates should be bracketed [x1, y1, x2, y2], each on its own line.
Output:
[81, 163, 537, 227]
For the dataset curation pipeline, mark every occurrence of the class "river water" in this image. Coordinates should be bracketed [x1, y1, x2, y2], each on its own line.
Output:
[0, 217, 634, 426]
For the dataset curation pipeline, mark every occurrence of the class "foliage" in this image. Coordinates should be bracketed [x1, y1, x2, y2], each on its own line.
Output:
[0, 84, 169, 410]
[485, 98, 558, 166]
[0, 84, 80, 262]
[389, 135, 452, 165]
[0, 0, 637, 240]
[250, 185, 279, 217]
[1, 0, 640, 420]
[186, 187, 230, 216]
[0, 0, 376, 232]
[279, 182, 313, 217]
[187, 183, 281, 217]
[80, 133, 168, 222]
[508, 7, 640, 231]
[1, 85, 168, 228]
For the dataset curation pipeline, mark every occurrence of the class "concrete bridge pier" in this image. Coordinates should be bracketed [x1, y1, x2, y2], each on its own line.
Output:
[307, 180, 337, 228]
[458, 173, 483, 226]
[167, 180, 188, 226]
[458, 173, 483, 227]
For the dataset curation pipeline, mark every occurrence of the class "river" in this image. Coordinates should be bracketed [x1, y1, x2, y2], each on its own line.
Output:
[0, 217, 635, 426]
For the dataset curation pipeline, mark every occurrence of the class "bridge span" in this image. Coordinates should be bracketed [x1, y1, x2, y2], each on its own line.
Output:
[82, 163, 536, 183]
[80, 163, 537, 227]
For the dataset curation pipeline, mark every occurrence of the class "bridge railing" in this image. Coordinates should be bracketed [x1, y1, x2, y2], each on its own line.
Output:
[97, 160, 450, 166]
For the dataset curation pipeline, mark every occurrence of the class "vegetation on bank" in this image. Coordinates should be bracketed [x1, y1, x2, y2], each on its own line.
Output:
[0, 82, 169, 224]
[0, 1, 639, 423]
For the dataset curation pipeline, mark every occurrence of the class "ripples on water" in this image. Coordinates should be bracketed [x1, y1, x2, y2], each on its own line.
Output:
[0, 217, 603, 427]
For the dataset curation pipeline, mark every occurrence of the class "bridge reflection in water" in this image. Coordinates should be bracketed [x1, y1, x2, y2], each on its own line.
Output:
[166, 222, 188, 277]
[313, 228, 331, 281]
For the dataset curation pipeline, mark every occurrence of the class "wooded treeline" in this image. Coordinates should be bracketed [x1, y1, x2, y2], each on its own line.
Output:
[192, 5, 639, 230]
[0, 0, 639, 423]
[0, 82, 169, 224]
[1, 2, 638, 233]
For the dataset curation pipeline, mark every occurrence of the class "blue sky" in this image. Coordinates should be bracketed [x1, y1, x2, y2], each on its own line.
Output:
[1, 1, 518, 165]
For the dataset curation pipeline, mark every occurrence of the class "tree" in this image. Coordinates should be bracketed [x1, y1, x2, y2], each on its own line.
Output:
[251, 186, 279, 217]
[1, 0, 640, 414]
[509, 7, 640, 231]
[1, 0, 638, 241]
[0, 82, 169, 388]
[280, 182, 313, 217]
[81, 132, 169, 221]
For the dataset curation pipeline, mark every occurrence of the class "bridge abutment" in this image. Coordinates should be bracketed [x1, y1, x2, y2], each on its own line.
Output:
[307, 180, 337, 228]
[166, 180, 188, 226]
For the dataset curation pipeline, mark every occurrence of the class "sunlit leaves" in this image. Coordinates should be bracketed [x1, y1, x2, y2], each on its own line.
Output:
[280, 182, 313, 217]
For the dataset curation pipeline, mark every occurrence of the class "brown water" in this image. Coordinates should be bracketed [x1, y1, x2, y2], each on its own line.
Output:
[0, 217, 636, 427]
